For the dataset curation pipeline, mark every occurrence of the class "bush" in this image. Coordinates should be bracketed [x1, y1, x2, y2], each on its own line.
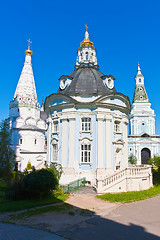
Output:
[128, 154, 137, 165]
[148, 155, 160, 172]
[21, 169, 59, 199]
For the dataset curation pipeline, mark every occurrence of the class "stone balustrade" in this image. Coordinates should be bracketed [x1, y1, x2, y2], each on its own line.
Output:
[96, 165, 153, 193]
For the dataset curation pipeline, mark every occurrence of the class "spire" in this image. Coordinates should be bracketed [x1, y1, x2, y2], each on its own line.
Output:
[13, 40, 38, 104]
[80, 24, 93, 47]
[133, 64, 149, 103]
[137, 63, 142, 75]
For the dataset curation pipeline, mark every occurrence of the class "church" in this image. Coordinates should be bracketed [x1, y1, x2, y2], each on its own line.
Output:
[128, 64, 160, 164]
[9, 27, 153, 193]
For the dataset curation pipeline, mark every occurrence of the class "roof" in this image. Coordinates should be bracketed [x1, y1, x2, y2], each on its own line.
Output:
[57, 66, 116, 96]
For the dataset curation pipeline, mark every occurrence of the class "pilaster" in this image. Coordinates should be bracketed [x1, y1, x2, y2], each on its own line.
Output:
[97, 114, 104, 169]
[68, 116, 75, 168]
[61, 117, 68, 168]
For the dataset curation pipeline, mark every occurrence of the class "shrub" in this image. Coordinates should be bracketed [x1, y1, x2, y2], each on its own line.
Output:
[22, 169, 59, 199]
[25, 162, 32, 171]
[128, 154, 137, 165]
[148, 155, 160, 172]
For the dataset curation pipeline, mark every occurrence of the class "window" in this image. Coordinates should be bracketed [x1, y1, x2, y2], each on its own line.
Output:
[86, 52, 89, 60]
[81, 118, 91, 132]
[45, 140, 47, 146]
[53, 144, 58, 162]
[81, 144, 91, 163]
[53, 121, 58, 133]
[114, 120, 121, 133]
[35, 139, 37, 144]
[139, 78, 141, 82]
[139, 87, 142, 91]
[20, 139, 22, 144]
[140, 96, 143, 100]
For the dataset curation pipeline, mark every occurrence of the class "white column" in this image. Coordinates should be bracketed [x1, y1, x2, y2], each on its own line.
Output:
[105, 117, 112, 170]
[68, 117, 75, 168]
[47, 116, 52, 165]
[97, 114, 104, 169]
[61, 118, 68, 168]
[121, 118, 128, 169]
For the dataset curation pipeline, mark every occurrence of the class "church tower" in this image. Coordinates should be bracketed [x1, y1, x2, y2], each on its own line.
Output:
[9, 40, 47, 171]
[128, 64, 160, 164]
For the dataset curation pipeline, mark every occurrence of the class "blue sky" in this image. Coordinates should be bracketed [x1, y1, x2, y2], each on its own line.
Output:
[1, 0, 160, 133]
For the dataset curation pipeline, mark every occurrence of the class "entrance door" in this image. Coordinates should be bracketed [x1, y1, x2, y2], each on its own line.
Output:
[141, 148, 151, 164]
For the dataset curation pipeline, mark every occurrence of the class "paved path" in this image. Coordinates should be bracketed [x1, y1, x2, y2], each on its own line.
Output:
[0, 222, 66, 240]
[58, 195, 160, 240]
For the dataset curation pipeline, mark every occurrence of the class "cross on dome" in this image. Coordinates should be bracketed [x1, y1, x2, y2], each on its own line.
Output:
[27, 39, 32, 49]
[25, 38, 33, 56]
[80, 25, 93, 47]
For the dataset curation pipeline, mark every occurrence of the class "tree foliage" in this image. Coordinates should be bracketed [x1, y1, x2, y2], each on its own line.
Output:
[21, 169, 59, 199]
[0, 120, 15, 178]
[148, 155, 160, 172]
[128, 154, 137, 165]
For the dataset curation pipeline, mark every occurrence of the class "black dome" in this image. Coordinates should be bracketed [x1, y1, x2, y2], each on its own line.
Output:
[57, 65, 116, 96]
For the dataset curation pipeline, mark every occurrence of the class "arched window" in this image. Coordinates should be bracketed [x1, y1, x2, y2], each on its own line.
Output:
[20, 138, 22, 144]
[53, 121, 58, 133]
[53, 144, 58, 162]
[35, 139, 37, 144]
[86, 52, 89, 60]
[114, 120, 121, 133]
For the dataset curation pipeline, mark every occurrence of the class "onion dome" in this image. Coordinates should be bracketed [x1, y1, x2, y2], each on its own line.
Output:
[25, 39, 33, 56]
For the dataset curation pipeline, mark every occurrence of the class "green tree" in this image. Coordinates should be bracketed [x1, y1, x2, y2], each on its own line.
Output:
[25, 162, 32, 172]
[148, 155, 160, 172]
[128, 154, 137, 165]
[0, 119, 15, 178]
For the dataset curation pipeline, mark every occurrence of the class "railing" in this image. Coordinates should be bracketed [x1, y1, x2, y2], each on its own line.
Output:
[96, 166, 152, 193]
[60, 177, 86, 193]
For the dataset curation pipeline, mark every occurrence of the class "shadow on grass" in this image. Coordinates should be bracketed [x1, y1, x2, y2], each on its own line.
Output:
[0, 193, 69, 213]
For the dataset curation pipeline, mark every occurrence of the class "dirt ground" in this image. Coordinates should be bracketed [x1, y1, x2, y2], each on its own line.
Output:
[0, 192, 120, 233]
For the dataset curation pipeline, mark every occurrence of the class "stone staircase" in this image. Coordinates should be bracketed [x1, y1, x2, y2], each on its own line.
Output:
[96, 166, 153, 193]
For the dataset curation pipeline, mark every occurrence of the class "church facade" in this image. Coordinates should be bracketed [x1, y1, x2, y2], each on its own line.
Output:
[9, 44, 47, 171]
[45, 28, 135, 186]
[128, 65, 160, 165]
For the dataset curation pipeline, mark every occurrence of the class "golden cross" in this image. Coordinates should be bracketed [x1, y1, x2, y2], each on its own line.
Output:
[85, 24, 88, 31]
[27, 39, 32, 49]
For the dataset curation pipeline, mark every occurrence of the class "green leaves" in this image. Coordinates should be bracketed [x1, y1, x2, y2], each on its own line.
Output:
[0, 119, 15, 178]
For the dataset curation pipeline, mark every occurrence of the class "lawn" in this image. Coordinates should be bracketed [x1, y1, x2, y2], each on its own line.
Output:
[0, 180, 69, 213]
[97, 185, 160, 203]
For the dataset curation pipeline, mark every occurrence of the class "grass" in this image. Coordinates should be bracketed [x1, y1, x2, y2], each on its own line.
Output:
[0, 179, 69, 213]
[9, 203, 74, 219]
[97, 185, 160, 203]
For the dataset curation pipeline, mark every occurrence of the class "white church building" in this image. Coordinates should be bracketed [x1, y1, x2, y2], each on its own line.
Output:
[9, 28, 153, 193]
[9, 42, 47, 171]
[128, 64, 160, 164]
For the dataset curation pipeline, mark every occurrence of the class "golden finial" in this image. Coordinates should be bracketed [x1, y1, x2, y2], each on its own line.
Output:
[25, 38, 33, 56]
[80, 25, 93, 47]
